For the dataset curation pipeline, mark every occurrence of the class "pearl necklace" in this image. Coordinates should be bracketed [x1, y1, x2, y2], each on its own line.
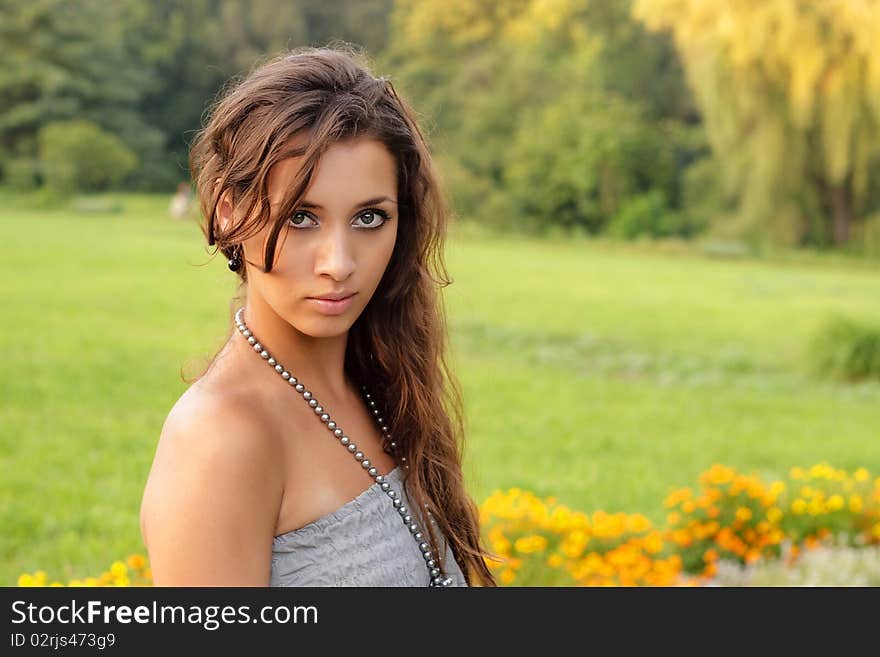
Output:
[234, 307, 454, 587]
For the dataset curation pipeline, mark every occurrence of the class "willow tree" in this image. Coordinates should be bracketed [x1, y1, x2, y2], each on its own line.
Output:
[633, 0, 880, 246]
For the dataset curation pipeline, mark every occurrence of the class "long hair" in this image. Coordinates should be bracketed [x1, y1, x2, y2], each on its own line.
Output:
[188, 45, 497, 587]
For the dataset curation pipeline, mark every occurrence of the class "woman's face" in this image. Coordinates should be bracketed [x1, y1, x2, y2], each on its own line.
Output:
[238, 137, 399, 338]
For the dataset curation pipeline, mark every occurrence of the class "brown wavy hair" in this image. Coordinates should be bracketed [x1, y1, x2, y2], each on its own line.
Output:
[187, 45, 497, 587]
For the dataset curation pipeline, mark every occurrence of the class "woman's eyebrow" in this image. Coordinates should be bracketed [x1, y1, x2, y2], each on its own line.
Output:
[299, 196, 397, 210]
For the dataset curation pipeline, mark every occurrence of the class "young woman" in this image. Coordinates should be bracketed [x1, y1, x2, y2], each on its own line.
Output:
[140, 47, 498, 587]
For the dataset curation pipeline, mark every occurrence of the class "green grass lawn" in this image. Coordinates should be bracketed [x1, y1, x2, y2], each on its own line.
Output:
[2, 192, 879, 584]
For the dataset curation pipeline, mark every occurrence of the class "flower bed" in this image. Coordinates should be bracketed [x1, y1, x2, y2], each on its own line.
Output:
[16, 463, 880, 587]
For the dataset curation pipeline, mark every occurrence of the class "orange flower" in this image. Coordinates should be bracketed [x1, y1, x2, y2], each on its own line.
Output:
[745, 548, 761, 564]
[126, 554, 146, 570]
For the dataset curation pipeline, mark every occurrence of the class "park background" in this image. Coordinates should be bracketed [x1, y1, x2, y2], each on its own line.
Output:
[2, 0, 880, 586]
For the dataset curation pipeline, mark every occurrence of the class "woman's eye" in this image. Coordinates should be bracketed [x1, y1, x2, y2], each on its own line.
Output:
[288, 211, 313, 228]
[354, 209, 388, 228]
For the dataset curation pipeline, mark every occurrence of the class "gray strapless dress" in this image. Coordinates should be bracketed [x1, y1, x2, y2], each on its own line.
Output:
[270, 466, 469, 587]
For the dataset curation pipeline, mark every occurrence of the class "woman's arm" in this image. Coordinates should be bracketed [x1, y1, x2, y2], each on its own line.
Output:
[140, 392, 284, 586]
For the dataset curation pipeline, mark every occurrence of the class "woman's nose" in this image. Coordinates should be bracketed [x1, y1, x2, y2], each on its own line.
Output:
[314, 226, 356, 281]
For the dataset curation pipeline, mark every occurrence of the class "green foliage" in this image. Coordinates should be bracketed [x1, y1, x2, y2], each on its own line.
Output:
[38, 121, 137, 194]
[808, 315, 880, 382]
[680, 156, 736, 235]
[120, 0, 393, 190]
[0, 0, 393, 192]
[2, 158, 40, 192]
[503, 93, 678, 234]
[847, 213, 880, 259]
[0, 0, 163, 187]
[607, 189, 696, 240]
[382, 0, 695, 236]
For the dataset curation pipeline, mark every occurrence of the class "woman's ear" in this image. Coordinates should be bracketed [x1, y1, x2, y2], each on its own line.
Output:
[215, 188, 236, 237]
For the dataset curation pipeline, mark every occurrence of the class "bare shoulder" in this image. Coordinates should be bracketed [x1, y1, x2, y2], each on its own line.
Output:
[140, 381, 284, 585]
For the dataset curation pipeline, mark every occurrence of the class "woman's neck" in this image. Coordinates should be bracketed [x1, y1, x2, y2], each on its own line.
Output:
[233, 300, 353, 402]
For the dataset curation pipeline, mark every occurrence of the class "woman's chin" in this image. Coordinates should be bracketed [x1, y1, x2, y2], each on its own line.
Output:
[296, 317, 353, 339]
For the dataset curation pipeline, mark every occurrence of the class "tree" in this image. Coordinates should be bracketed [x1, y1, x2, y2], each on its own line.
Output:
[39, 120, 137, 194]
[0, 0, 161, 184]
[381, 0, 692, 232]
[633, 0, 880, 247]
[0, 0, 396, 191]
[504, 91, 678, 234]
[121, 0, 310, 190]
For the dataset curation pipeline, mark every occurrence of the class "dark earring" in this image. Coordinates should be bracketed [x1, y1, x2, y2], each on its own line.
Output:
[227, 245, 242, 272]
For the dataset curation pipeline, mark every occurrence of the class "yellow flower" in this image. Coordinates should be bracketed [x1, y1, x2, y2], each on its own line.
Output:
[489, 538, 511, 557]
[827, 495, 844, 511]
[730, 475, 750, 495]
[500, 569, 516, 585]
[735, 507, 752, 522]
[547, 554, 564, 568]
[626, 514, 652, 534]
[664, 487, 693, 508]
[810, 463, 836, 480]
[849, 495, 863, 514]
[560, 534, 587, 559]
[49, 582, 64, 587]
[790, 466, 805, 480]
[514, 534, 548, 554]
[643, 531, 664, 555]
[746, 483, 765, 500]
[854, 468, 870, 482]
[701, 464, 735, 486]
[766, 506, 783, 523]
[110, 561, 127, 578]
[792, 499, 807, 515]
[17, 574, 34, 587]
[549, 507, 573, 531]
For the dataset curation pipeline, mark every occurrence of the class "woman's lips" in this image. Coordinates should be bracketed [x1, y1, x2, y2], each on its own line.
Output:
[306, 293, 355, 315]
